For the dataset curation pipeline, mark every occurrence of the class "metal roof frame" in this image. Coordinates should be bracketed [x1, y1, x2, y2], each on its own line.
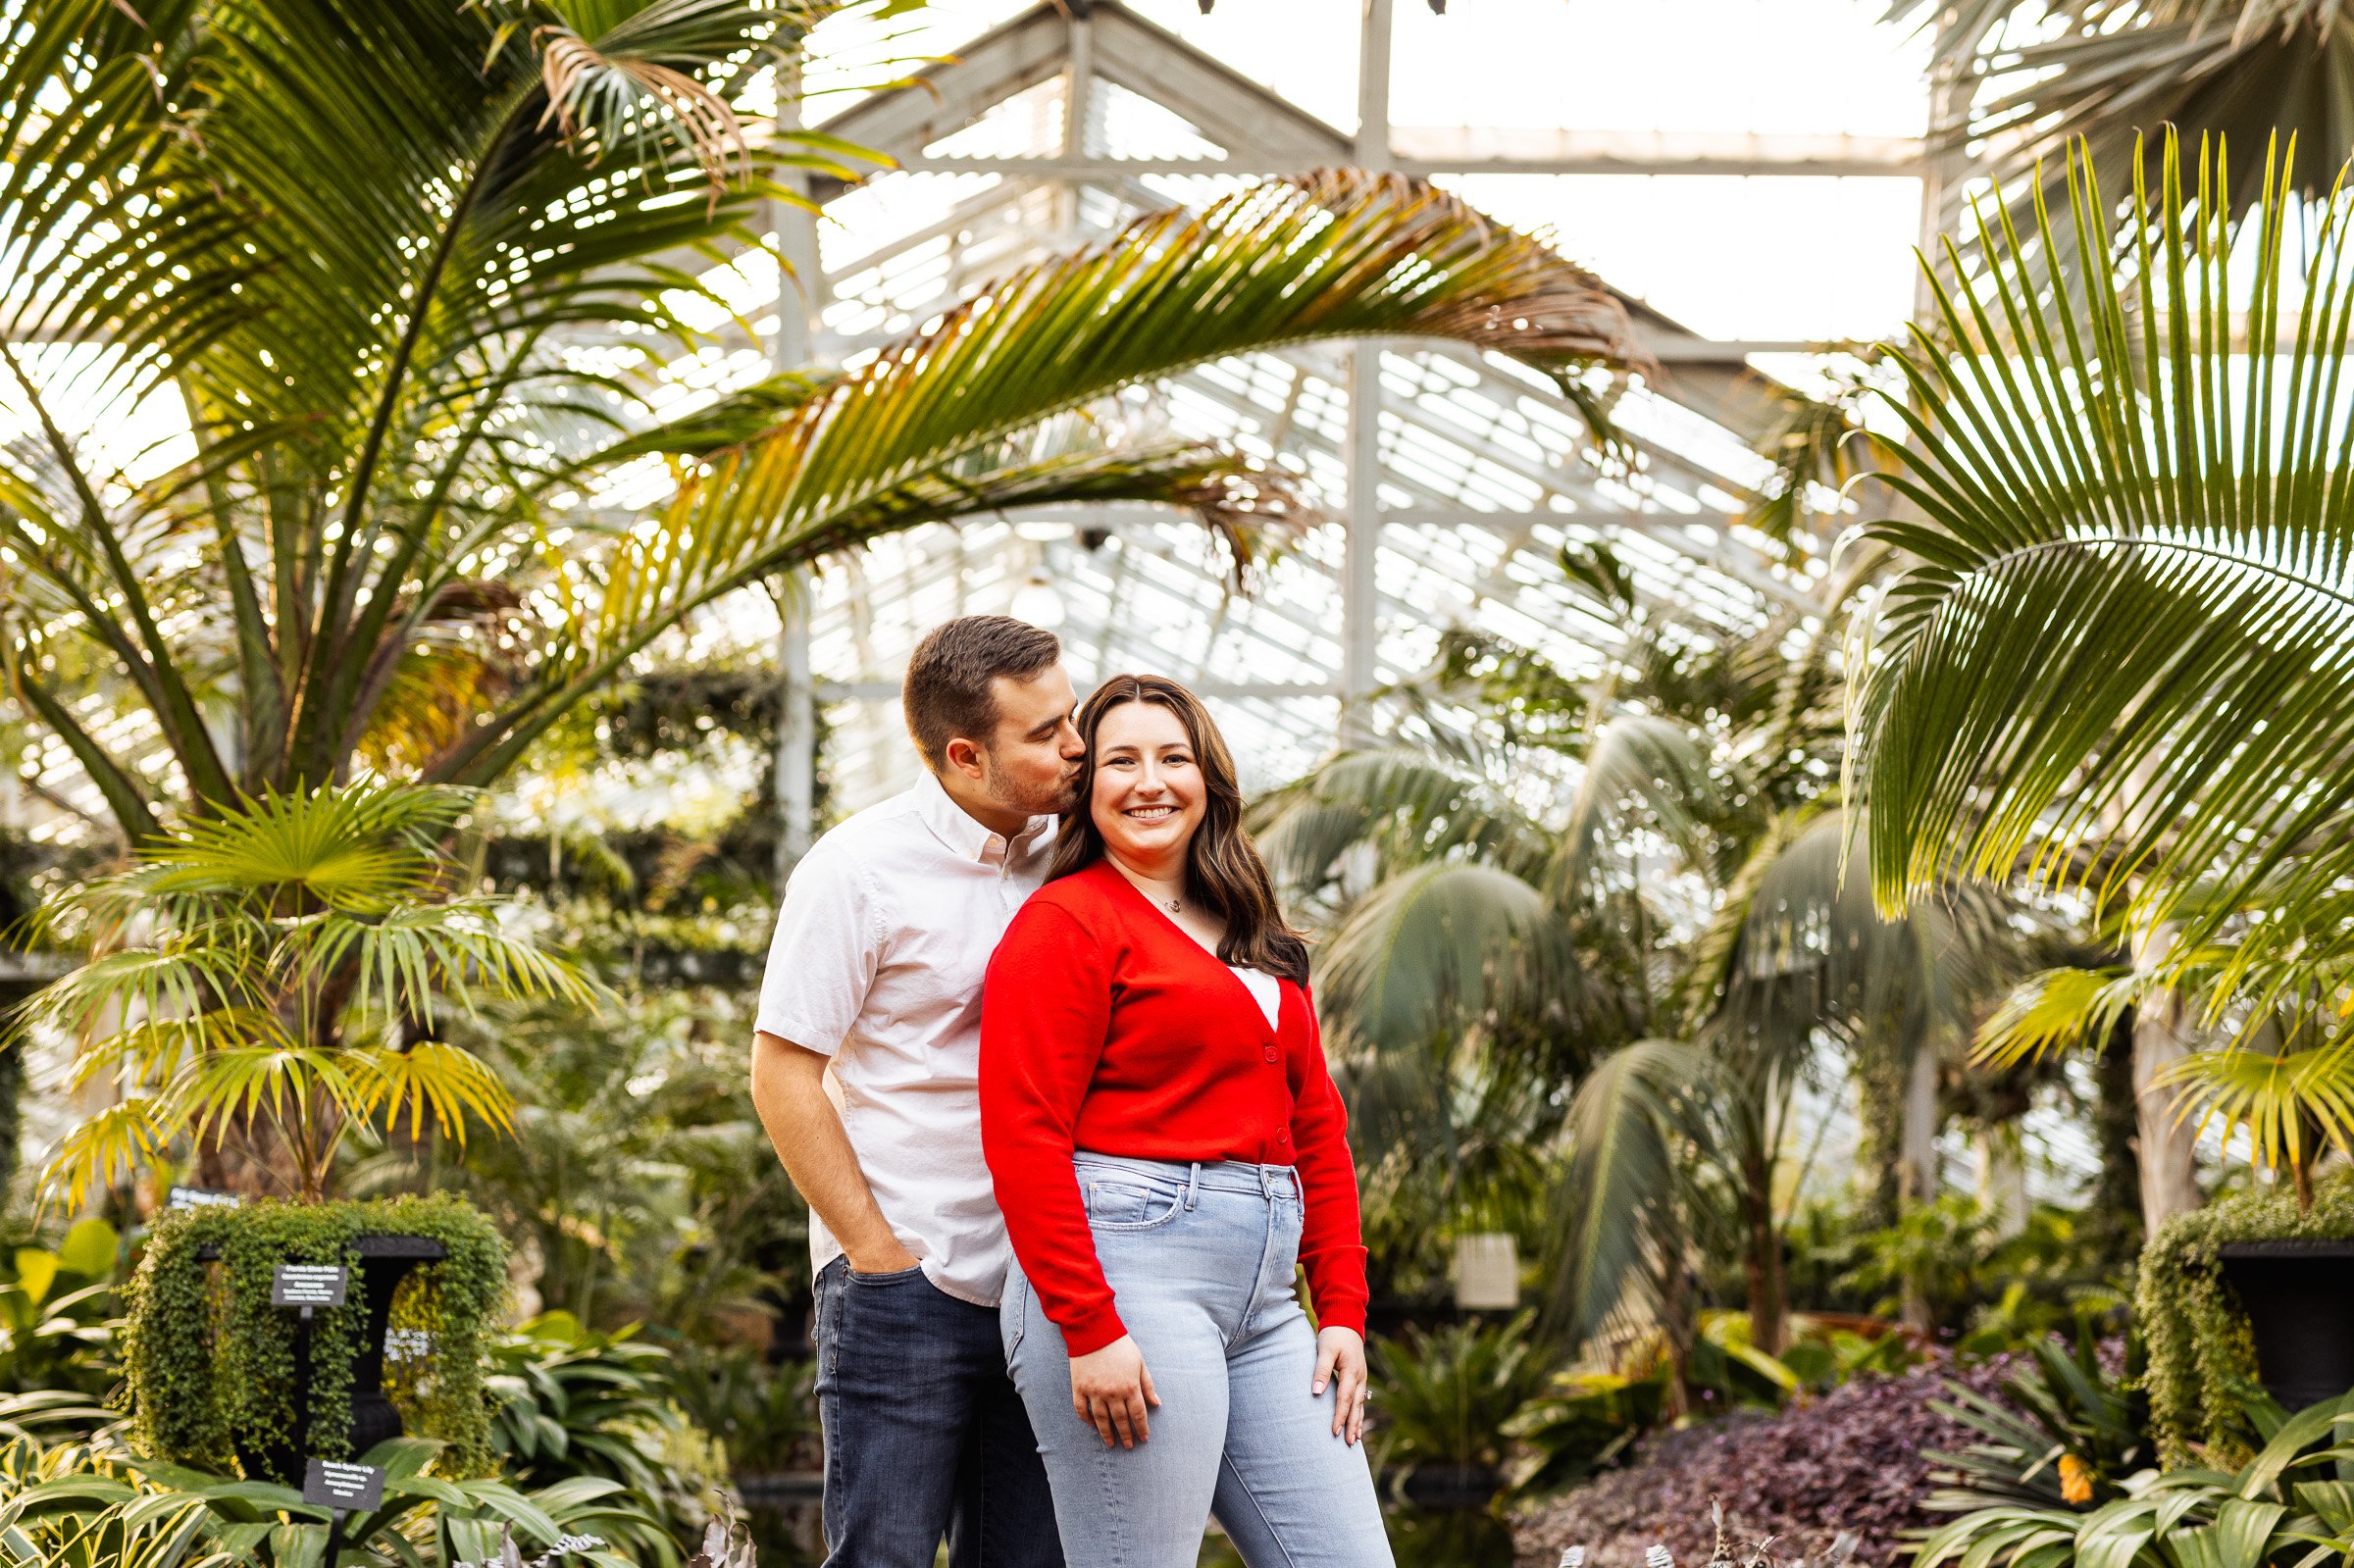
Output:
[773, 0, 1853, 836]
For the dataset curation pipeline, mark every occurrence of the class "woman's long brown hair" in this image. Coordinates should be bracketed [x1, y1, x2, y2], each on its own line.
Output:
[1047, 674, 1310, 985]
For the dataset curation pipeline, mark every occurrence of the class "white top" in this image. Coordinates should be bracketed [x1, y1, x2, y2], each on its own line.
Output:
[755, 768, 1054, 1307]
[1229, 965, 1280, 1029]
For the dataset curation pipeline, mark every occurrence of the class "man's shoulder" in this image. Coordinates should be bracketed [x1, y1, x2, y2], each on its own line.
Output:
[799, 788, 928, 863]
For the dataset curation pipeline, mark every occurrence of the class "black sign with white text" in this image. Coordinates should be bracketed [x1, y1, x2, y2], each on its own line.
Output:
[302, 1458, 384, 1512]
[271, 1264, 348, 1308]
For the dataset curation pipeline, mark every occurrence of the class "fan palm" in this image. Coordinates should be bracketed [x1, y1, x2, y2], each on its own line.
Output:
[1886, 0, 2354, 239]
[0, 0, 1635, 844]
[1848, 130, 2354, 1217]
[16, 782, 597, 1202]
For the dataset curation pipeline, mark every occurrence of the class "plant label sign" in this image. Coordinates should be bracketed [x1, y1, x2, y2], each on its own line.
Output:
[271, 1264, 348, 1308]
[166, 1185, 241, 1212]
[302, 1458, 384, 1512]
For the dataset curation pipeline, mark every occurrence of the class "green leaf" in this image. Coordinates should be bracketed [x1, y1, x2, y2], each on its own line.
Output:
[8, 1252, 56, 1308]
[54, 1218, 118, 1279]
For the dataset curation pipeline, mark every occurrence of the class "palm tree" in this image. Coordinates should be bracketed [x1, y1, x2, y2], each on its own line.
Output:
[20, 783, 595, 1201]
[1259, 557, 2022, 1355]
[1846, 130, 2354, 1226]
[0, 0, 1637, 844]
[1884, 0, 2354, 236]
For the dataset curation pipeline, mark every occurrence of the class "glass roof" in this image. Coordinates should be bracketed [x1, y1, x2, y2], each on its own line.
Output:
[789, 50, 1836, 807]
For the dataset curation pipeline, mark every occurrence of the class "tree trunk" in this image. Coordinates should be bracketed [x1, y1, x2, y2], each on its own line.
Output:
[1741, 1140, 1787, 1356]
[1855, 1038, 1906, 1231]
[2086, 1011, 2144, 1268]
[1975, 1125, 2029, 1238]
[2129, 923, 2202, 1234]
[1661, 1257, 1696, 1420]
[1899, 1038, 1941, 1204]
[1899, 1039, 1941, 1331]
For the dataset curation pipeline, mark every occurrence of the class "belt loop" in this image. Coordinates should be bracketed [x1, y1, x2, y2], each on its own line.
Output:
[1184, 1161, 1202, 1211]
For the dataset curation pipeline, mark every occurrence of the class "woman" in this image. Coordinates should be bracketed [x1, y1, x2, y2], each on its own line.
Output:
[979, 674, 1394, 1567]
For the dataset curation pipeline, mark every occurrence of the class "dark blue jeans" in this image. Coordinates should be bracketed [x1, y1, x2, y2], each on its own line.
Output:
[812, 1257, 1064, 1568]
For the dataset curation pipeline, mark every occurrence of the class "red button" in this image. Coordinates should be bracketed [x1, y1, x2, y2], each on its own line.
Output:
[1263, 1046, 1280, 1063]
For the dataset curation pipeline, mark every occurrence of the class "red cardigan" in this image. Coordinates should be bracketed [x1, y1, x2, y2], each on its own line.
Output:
[979, 860, 1369, 1356]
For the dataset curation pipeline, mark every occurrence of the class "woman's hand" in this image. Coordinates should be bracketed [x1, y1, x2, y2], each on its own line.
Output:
[1312, 1326, 1371, 1444]
[1069, 1335, 1159, 1449]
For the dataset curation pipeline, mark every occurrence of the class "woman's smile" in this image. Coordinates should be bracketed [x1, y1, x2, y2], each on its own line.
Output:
[1089, 701, 1207, 876]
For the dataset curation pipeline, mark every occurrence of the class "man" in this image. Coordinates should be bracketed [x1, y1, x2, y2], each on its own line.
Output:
[750, 615, 1081, 1568]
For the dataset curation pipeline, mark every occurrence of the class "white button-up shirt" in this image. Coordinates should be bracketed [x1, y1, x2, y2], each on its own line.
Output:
[755, 768, 1054, 1306]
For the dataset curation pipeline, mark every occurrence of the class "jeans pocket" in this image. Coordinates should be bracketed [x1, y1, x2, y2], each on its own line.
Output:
[1081, 1177, 1186, 1233]
[845, 1262, 926, 1285]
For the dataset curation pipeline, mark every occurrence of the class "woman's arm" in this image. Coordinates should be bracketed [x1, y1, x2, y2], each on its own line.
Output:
[979, 900, 1127, 1354]
[1286, 983, 1374, 1442]
[1287, 983, 1370, 1338]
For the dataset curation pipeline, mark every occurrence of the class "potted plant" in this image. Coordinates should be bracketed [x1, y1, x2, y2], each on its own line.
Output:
[21, 782, 599, 1480]
[1978, 972, 2354, 1425]
[2139, 1174, 2354, 1466]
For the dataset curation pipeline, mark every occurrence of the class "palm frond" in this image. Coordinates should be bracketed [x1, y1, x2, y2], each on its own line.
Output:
[36, 1100, 177, 1208]
[441, 170, 1638, 783]
[1317, 862, 1580, 1053]
[2158, 1035, 2354, 1181]
[1849, 130, 2354, 1024]
[1548, 715, 1724, 907]
[1546, 1038, 1709, 1342]
[1889, 0, 2354, 246]
[349, 1042, 518, 1145]
[1973, 965, 2142, 1069]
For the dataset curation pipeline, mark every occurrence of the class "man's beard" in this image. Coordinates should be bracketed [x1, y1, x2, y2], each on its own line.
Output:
[985, 764, 1079, 819]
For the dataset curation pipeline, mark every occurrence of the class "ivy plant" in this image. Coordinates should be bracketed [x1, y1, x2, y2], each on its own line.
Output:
[2135, 1174, 2354, 1469]
[123, 1193, 506, 1477]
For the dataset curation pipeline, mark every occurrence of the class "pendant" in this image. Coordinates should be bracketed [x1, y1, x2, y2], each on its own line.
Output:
[1165, 898, 1181, 914]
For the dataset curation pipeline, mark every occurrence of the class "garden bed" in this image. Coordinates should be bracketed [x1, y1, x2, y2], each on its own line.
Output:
[1512, 1351, 2014, 1567]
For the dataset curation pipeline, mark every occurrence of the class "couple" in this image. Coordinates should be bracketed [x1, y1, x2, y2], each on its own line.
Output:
[749, 615, 1395, 1568]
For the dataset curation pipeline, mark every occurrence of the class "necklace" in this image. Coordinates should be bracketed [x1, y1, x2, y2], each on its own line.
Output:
[1163, 895, 1182, 914]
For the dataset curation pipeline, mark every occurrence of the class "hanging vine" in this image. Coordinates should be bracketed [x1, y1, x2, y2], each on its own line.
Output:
[124, 1194, 508, 1477]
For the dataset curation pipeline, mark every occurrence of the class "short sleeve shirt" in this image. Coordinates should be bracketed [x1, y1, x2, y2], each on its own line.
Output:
[755, 768, 1054, 1306]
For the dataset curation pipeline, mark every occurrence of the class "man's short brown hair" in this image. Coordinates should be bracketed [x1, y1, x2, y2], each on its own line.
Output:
[901, 616, 1063, 771]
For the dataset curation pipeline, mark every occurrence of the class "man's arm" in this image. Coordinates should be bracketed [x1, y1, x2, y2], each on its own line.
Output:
[749, 1031, 919, 1275]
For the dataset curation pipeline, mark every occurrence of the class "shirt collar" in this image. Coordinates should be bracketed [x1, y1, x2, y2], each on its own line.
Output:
[913, 767, 1052, 864]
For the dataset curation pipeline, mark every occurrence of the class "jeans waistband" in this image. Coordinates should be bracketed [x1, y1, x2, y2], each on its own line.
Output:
[1072, 1150, 1303, 1202]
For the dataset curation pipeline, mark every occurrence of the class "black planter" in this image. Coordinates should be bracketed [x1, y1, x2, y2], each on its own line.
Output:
[213, 1234, 448, 1484]
[1392, 1463, 1506, 1510]
[2217, 1239, 2354, 1410]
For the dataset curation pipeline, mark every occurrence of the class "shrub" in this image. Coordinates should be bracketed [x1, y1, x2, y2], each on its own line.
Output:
[1369, 1313, 1552, 1483]
[1513, 1350, 2014, 1567]
[1917, 1391, 2354, 1568]
[490, 1312, 732, 1562]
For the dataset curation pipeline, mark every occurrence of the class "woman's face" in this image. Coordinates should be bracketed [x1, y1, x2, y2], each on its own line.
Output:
[1089, 699, 1206, 873]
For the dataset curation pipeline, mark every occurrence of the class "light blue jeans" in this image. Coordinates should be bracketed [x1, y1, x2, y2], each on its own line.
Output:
[1000, 1154, 1396, 1568]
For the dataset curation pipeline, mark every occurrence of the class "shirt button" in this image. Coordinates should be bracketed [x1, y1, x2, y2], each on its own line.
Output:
[1262, 1046, 1280, 1063]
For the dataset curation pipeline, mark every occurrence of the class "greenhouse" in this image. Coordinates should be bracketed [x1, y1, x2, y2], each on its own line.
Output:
[0, 1, 2350, 1565]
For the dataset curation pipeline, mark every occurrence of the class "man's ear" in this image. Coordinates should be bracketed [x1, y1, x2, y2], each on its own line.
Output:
[943, 736, 987, 782]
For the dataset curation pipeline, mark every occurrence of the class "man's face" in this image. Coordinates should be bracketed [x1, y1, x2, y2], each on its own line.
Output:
[973, 664, 1085, 817]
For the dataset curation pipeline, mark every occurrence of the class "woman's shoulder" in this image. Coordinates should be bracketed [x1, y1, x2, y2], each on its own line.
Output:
[1009, 860, 1131, 931]
[1028, 859, 1130, 911]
